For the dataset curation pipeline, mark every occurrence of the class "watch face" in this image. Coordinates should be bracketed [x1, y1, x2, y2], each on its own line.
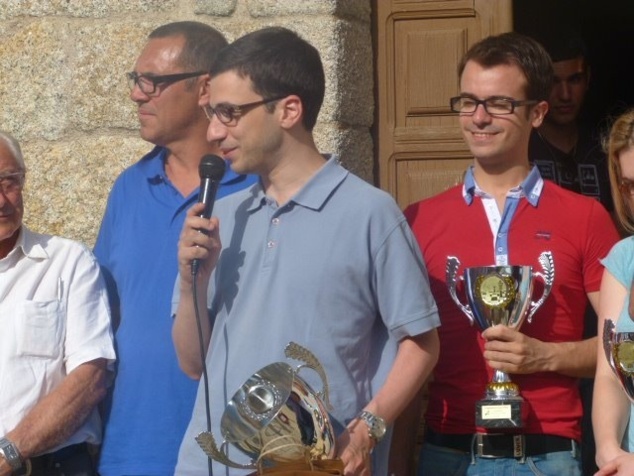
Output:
[373, 416, 387, 438]
[361, 411, 387, 441]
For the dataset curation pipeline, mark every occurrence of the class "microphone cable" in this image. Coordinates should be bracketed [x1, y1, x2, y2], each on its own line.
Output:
[191, 268, 214, 476]
[190, 154, 225, 476]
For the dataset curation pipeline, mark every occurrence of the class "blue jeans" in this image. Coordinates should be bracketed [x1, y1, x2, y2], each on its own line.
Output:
[417, 442, 582, 476]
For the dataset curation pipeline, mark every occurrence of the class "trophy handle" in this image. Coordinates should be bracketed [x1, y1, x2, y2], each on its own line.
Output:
[446, 256, 475, 325]
[527, 251, 555, 323]
[195, 431, 256, 469]
[285, 342, 332, 410]
[603, 319, 617, 373]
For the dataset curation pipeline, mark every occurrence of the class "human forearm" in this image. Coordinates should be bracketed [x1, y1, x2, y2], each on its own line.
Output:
[593, 373, 630, 467]
[337, 330, 439, 474]
[593, 336, 631, 468]
[5, 360, 107, 460]
[483, 326, 596, 377]
[592, 271, 631, 467]
[172, 205, 221, 378]
[172, 276, 212, 379]
[364, 331, 439, 423]
[547, 336, 596, 378]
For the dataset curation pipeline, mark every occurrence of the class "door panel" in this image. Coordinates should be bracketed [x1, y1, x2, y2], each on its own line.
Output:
[376, 0, 512, 208]
[374, 2, 512, 470]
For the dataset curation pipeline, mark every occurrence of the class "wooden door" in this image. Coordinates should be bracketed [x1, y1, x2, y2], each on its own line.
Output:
[375, 0, 513, 208]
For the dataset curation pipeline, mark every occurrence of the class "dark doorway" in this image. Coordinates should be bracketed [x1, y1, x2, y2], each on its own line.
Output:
[514, 0, 634, 133]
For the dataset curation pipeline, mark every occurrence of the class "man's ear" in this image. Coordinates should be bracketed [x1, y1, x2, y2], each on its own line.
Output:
[530, 100, 549, 128]
[278, 95, 303, 129]
[198, 74, 211, 106]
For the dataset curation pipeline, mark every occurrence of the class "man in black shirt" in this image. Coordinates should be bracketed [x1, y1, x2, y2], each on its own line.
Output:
[529, 33, 613, 212]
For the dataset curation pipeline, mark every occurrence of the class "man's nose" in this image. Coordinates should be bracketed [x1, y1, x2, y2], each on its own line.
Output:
[206, 114, 228, 143]
[558, 82, 571, 101]
[471, 103, 492, 125]
[129, 82, 150, 102]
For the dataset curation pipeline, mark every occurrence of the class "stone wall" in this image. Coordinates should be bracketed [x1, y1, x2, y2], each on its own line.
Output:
[0, 0, 373, 246]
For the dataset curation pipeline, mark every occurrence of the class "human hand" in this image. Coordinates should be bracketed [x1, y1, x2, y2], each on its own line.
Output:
[177, 202, 222, 287]
[481, 325, 553, 374]
[336, 420, 373, 476]
[595, 452, 634, 475]
[0, 462, 13, 476]
[0, 457, 14, 476]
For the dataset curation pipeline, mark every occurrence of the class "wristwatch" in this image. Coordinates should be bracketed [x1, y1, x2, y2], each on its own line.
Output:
[0, 437, 24, 474]
[358, 410, 387, 443]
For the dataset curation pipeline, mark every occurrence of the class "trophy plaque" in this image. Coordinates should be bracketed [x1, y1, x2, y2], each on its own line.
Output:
[603, 319, 634, 402]
[195, 342, 340, 472]
[446, 251, 555, 428]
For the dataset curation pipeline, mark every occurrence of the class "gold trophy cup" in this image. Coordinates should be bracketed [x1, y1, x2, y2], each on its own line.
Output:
[603, 319, 634, 402]
[446, 251, 554, 428]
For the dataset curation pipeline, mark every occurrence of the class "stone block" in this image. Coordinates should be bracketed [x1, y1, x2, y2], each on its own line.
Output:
[194, 0, 238, 16]
[323, 20, 374, 127]
[246, 0, 370, 20]
[70, 22, 159, 131]
[314, 122, 374, 183]
[0, 21, 71, 141]
[22, 136, 150, 246]
[0, 0, 177, 20]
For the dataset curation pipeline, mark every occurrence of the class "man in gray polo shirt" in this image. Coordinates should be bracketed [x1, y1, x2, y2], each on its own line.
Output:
[172, 27, 440, 476]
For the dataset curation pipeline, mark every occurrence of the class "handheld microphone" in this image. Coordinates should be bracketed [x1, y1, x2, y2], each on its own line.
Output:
[191, 154, 226, 276]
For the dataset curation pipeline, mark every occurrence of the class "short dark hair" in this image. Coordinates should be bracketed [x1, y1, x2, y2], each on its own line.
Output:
[539, 28, 587, 64]
[210, 27, 325, 131]
[149, 21, 227, 72]
[458, 32, 554, 102]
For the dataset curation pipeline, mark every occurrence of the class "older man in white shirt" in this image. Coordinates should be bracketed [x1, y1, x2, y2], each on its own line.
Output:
[0, 130, 115, 476]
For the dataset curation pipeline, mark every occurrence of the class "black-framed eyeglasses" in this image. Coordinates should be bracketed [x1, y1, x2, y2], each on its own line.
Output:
[450, 96, 539, 115]
[202, 96, 286, 126]
[619, 179, 634, 196]
[0, 171, 25, 195]
[126, 71, 206, 96]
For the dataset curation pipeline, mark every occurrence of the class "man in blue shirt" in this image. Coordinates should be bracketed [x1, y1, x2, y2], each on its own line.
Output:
[94, 22, 257, 475]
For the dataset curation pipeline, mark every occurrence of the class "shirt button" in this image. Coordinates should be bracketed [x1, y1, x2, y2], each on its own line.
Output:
[272, 218, 280, 225]
[267, 241, 276, 248]
[497, 247, 503, 252]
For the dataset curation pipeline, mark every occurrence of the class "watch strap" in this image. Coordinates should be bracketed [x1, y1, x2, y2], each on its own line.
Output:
[358, 410, 386, 443]
[0, 437, 23, 473]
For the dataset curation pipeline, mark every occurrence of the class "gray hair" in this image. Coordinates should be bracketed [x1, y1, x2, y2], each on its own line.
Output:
[0, 130, 25, 171]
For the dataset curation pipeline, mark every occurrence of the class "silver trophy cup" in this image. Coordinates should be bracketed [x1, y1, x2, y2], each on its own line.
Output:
[446, 251, 555, 428]
[195, 342, 336, 470]
[603, 319, 634, 402]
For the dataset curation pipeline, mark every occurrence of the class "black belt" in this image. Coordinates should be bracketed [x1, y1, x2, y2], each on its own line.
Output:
[23, 443, 94, 475]
[425, 428, 575, 459]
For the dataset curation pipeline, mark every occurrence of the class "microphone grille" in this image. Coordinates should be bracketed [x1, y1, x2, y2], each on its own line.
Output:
[199, 154, 226, 181]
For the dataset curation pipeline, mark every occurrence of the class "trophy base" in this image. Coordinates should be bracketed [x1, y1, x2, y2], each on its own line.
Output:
[254, 458, 344, 475]
[475, 398, 524, 428]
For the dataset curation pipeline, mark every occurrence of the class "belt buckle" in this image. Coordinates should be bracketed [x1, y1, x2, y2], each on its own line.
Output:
[476, 433, 525, 459]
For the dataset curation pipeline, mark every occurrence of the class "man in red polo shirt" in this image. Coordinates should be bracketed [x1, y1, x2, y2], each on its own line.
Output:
[404, 32, 619, 475]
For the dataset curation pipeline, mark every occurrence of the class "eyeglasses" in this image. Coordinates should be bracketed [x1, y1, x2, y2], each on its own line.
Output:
[202, 97, 285, 126]
[126, 71, 206, 96]
[619, 179, 634, 196]
[450, 96, 539, 115]
[0, 171, 25, 195]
